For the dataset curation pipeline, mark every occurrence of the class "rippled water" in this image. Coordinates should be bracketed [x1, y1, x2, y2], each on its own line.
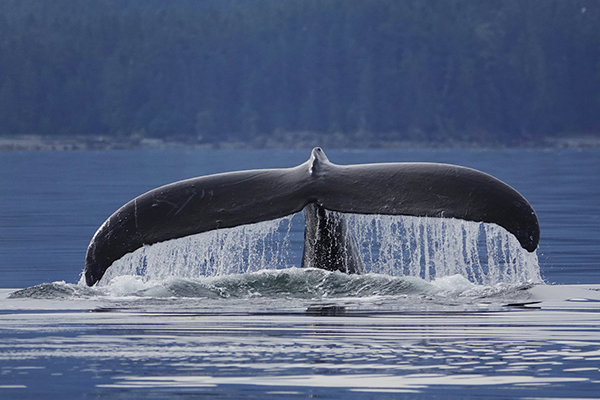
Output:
[1, 148, 600, 399]
[3, 280, 600, 399]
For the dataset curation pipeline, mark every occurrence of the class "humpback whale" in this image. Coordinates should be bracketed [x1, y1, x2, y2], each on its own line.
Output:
[84, 147, 539, 286]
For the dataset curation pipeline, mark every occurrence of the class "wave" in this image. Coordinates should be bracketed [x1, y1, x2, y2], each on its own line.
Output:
[9, 268, 534, 306]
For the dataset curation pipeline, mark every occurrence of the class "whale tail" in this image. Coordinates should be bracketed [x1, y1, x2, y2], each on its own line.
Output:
[84, 147, 539, 286]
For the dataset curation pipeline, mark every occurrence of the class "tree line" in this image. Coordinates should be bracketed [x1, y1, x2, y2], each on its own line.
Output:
[0, 0, 599, 145]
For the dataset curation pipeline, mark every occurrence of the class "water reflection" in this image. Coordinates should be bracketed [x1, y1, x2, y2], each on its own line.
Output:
[2, 286, 600, 399]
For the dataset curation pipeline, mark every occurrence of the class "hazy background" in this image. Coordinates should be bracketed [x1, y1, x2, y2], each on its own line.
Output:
[0, 0, 599, 148]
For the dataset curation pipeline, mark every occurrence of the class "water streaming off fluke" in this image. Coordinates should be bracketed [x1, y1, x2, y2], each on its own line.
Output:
[97, 213, 541, 287]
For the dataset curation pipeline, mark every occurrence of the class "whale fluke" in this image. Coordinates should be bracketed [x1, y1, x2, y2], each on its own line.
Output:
[84, 147, 539, 286]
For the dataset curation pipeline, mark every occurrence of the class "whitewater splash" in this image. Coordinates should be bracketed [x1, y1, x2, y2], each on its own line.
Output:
[94, 213, 541, 287]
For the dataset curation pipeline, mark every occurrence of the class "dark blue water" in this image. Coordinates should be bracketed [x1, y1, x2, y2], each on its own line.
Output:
[1, 148, 600, 400]
[1, 148, 599, 287]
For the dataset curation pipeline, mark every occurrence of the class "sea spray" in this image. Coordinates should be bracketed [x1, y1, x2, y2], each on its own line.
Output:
[98, 212, 541, 286]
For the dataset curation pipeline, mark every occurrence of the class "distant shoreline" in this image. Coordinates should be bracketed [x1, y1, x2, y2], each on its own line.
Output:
[1, 134, 600, 151]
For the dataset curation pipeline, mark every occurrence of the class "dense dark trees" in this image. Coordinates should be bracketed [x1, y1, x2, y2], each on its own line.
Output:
[0, 0, 599, 145]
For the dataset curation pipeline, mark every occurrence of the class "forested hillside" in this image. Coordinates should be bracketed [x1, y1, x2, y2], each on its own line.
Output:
[1, 0, 599, 146]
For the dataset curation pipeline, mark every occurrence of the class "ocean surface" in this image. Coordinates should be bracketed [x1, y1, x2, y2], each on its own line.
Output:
[1, 148, 600, 399]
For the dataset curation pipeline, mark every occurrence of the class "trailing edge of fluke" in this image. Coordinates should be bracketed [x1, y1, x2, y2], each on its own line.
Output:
[84, 147, 539, 286]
